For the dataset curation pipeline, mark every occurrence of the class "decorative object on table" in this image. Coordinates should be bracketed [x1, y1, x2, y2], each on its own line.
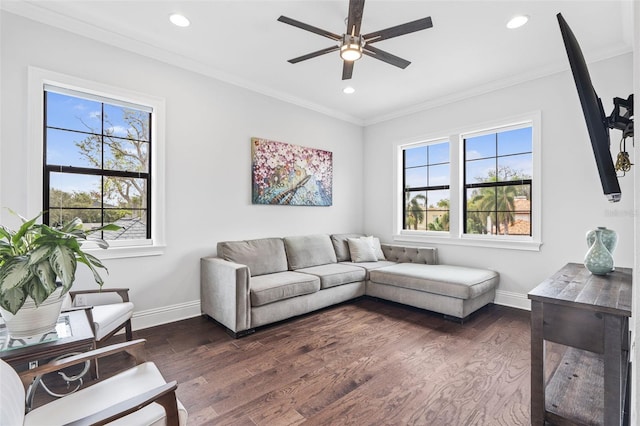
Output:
[0, 210, 119, 337]
[586, 226, 617, 255]
[584, 226, 615, 275]
[251, 137, 333, 206]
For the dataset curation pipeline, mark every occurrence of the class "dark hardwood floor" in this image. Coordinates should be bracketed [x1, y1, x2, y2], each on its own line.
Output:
[38, 298, 533, 425]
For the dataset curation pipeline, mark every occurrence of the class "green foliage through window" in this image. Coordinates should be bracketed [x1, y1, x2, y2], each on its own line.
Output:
[402, 141, 450, 232]
[43, 88, 152, 240]
[464, 126, 532, 236]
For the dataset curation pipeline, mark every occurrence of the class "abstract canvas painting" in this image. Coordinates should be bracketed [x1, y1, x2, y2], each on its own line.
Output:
[251, 137, 333, 206]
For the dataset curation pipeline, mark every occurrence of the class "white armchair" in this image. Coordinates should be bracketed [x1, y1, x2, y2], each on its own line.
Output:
[0, 339, 188, 426]
[66, 288, 134, 344]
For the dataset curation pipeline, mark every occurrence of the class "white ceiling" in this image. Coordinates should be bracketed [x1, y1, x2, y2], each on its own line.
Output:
[2, 0, 634, 125]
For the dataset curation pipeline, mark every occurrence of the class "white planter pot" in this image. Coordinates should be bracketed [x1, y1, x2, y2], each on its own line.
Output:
[0, 287, 65, 338]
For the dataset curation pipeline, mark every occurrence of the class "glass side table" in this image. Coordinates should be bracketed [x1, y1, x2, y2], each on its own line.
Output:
[0, 309, 96, 409]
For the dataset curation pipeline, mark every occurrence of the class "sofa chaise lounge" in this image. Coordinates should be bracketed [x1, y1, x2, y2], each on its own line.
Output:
[200, 234, 499, 337]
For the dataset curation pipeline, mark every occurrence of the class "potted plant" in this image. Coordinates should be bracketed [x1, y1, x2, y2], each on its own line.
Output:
[0, 211, 119, 337]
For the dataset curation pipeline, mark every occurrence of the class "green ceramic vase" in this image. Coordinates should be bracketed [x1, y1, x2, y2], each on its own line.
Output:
[586, 226, 617, 254]
[584, 228, 614, 275]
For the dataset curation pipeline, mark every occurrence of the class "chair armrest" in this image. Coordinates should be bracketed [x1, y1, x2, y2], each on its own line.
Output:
[62, 381, 180, 426]
[200, 257, 250, 333]
[18, 339, 148, 388]
[70, 288, 130, 303]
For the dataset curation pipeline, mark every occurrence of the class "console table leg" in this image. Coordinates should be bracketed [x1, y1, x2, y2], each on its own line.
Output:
[531, 300, 545, 425]
[604, 315, 623, 426]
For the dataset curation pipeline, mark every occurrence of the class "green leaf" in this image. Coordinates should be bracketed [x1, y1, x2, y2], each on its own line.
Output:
[30, 260, 58, 303]
[49, 245, 77, 293]
[11, 213, 41, 246]
[0, 257, 32, 292]
[26, 275, 53, 306]
[28, 245, 53, 266]
[76, 252, 106, 287]
[0, 226, 12, 242]
[0, 285, 27, 314]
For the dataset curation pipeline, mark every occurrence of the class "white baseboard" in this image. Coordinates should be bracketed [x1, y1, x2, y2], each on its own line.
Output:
[494, 290, 530, 311]
[131, 300, 201, 331]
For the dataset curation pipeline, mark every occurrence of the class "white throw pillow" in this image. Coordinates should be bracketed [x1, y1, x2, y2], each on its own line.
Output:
[366, 236, 386, 260]
[347, 237, 378, 262]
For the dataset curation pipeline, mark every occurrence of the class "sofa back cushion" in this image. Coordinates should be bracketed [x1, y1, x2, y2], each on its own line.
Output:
[284, 234, 337, 270]
[217, 238, 288, 276]
[330, 233, 365, 261]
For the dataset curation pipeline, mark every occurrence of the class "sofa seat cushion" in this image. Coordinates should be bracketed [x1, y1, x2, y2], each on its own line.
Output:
[369, 263, 498, 300]
[250, 271, 320, 307]
[340, 260, 397, 280]
[295, 263, 366, 289]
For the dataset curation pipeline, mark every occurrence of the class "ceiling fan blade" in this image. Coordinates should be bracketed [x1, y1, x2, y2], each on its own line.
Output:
[278, 15, 341, 41]
[364, 17, 433, 44]
[363, 45, 411, 69]
[346, 0, 365, 36]
[342, 61, 354, 80]
[288, 46, 340, 64]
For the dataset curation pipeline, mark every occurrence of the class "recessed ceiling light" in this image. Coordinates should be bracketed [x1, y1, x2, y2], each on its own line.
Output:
[506, 15, 529, 29]
[343, 86, 355, 94]
[169, 13, 190, 28]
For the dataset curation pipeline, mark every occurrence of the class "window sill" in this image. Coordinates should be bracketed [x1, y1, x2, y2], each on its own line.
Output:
[85, 244, 166, 260]
[393, 233, 542, 251]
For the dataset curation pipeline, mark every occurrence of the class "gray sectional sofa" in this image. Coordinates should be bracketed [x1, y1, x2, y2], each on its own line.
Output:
[200, 233, 499, 337]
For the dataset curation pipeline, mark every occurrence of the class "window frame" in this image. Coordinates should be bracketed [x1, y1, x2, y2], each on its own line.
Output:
[28, 66, 166, 259]
[401, 138, 451, 234]
[394, 112, 542, 251]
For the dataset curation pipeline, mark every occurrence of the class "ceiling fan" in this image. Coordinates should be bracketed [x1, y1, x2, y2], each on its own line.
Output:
[277, 0, 433, 80]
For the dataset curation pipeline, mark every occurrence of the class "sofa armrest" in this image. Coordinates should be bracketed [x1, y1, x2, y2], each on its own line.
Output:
[380, 244, 438, 265]
[200, 257, 251, 333]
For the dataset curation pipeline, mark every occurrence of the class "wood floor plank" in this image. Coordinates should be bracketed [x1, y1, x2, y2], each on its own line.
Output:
[49, 299, 531, 425]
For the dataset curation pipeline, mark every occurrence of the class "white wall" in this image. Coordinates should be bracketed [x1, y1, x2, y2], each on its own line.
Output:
[0, 12, 364, 327]
[363, 53, 634, 306]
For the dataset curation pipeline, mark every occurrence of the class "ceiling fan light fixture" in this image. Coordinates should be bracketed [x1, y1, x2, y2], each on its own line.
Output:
[340, 35, 363, 61]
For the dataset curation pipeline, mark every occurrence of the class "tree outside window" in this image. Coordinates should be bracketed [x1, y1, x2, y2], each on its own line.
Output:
[402, 141, 450, 232]
[464, 126, 532, 236]
[44, 89, 151, 240]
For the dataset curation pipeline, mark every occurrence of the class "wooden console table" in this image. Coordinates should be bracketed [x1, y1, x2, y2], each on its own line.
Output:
[528, 262, 631, 425]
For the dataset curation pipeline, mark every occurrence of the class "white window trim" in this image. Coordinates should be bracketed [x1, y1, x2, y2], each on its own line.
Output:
[27, 66, 166, 259]
[393, 111, 542, 252]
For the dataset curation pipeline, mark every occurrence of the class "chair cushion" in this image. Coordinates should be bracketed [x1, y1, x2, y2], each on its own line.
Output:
[250, 271, 320, 307]
[283, 234, 337, 270]
[217, 238, 288, 276]
[0, 359, 26, 426]
[24, 362, 188, 426]
[294, 263, 366, 289]
[92, 302, 134, 341]
[369, 263, 499, 300]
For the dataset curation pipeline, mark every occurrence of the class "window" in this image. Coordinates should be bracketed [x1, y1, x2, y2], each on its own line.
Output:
[28, 67, 166, 258]
[463, 125, 532, 236]
[395, 113, 541, 251]
[44, 87, 152, 240]
[402, 141, 450, 232]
